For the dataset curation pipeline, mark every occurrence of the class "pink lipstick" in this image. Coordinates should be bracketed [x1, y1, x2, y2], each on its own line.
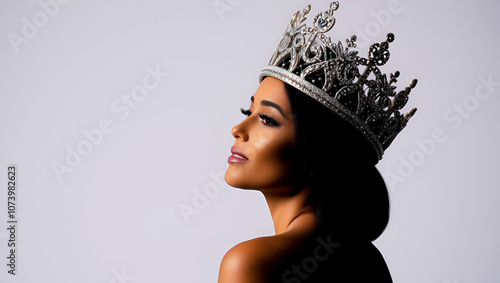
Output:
[228, 146, 249, 164]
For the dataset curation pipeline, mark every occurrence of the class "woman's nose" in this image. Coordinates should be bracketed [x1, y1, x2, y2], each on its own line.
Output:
[231, 120, 249, 141]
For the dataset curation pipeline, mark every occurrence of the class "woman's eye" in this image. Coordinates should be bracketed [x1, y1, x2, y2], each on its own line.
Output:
[240, 108, 252, 117]
[259, 113, 279, 127]
[240, 108, 279, 127]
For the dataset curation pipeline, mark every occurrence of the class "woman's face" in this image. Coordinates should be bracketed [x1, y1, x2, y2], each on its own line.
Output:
[225, 77, 298, 193]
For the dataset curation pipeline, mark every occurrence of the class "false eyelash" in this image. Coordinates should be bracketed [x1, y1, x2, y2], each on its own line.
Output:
[240, 108, 252, 117]
[258, 113, 280, 127]
[240, 107, 280, 127]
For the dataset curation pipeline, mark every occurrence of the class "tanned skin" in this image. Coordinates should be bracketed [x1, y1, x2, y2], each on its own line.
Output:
[220, 77, 321, 283]
[219, 77, 392, 283]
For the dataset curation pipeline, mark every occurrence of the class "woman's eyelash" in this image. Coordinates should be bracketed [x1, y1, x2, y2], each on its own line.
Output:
[240, 108, 252, 117]
[240, 108, 280, 127]
[259, 113, 280, 127]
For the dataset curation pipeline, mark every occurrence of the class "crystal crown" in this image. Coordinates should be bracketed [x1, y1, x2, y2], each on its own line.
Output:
[259, 2, 418, 161]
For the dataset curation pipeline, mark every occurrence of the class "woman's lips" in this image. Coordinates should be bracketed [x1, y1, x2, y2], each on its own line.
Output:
[228, 146, 249, 164]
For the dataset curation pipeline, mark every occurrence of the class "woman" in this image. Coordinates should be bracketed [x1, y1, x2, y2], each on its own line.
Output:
[219, 2, 417, 282]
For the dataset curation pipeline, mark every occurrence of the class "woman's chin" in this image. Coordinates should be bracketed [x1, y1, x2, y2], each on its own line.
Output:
[224, 169, 241, 188]
[224, 170, 255, 190]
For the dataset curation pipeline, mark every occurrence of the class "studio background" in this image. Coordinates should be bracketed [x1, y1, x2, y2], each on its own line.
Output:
[1, 0, 499, 282]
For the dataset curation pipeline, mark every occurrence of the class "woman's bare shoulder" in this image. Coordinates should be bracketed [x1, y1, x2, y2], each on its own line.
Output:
[218, 235, 296, 283]
[218, 215, 320, 282]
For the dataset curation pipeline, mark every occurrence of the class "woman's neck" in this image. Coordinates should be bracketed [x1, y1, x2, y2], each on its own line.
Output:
[261, 185, 317, 234]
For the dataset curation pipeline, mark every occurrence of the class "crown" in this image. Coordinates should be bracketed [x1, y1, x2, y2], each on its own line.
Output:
[259, 2, 418, 161]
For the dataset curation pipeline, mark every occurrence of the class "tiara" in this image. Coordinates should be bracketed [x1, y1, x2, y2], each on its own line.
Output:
[259, 2, 418, 161]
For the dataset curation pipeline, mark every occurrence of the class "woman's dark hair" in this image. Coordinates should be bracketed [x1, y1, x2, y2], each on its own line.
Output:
[284, 82, 390, 242]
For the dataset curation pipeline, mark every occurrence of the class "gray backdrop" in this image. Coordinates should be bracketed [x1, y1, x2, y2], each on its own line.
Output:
[1, 0, 499, 282]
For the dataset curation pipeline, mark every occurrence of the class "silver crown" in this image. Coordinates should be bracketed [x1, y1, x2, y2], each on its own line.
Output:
[259, 2, 418, 161]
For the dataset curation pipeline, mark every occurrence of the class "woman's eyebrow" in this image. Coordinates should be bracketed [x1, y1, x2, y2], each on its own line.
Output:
[250, 96, 287, 118]
[261, 100, 286, 118]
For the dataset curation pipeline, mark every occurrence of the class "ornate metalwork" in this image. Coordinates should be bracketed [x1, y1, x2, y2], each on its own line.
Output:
[259, 2, 418, 160]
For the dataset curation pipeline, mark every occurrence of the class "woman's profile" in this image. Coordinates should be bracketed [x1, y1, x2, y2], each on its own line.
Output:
[218, 2, 418, 282]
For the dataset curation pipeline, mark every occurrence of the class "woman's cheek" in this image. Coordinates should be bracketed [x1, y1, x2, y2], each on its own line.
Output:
[254, 129, 276, 149]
